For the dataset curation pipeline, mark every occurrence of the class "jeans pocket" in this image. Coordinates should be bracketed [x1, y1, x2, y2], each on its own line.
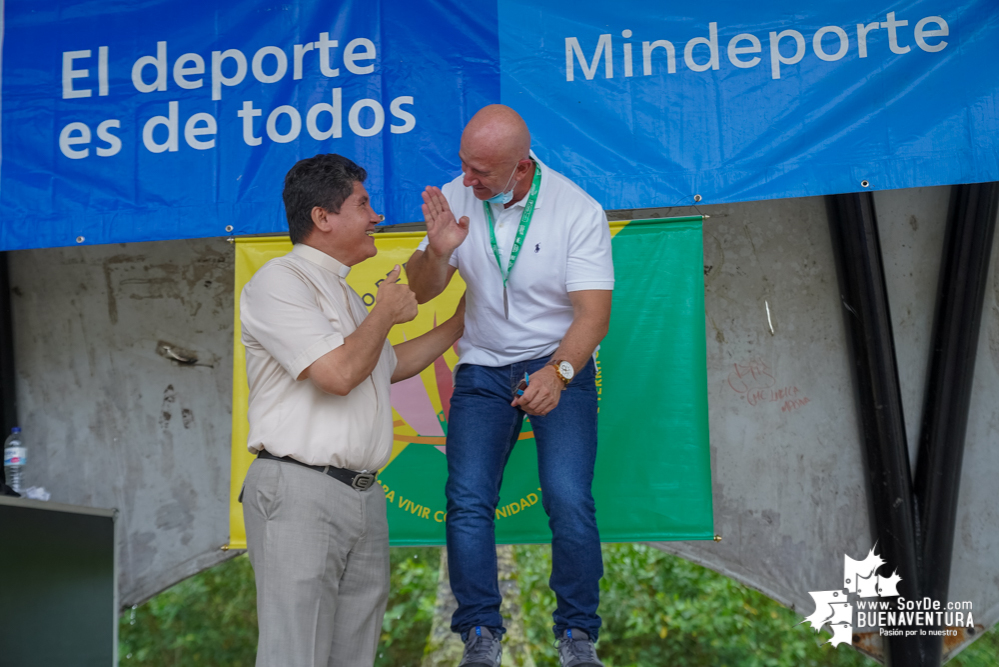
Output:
[453, 363, 489, 396]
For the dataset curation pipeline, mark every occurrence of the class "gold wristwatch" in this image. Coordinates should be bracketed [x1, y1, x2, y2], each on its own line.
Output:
[550, 360, 574, 387]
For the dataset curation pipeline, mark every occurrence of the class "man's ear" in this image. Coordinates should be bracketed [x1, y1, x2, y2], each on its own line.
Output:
[515, 158, 532, 181]
[312, 206, 334, 232]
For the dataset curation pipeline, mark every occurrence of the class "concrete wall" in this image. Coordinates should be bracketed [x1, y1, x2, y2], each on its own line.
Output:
[9, 238, 236, 607]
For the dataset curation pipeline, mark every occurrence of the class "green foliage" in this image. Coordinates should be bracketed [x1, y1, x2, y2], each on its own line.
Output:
[375, 547, 440, 667]
[119, 554, 257, 666]
[514, 543, 873, 667]
[118, 549, 441, 667]
[954, 626, 999, 667]
[513, 544, 999, 667]
[120, 545, 999, 667]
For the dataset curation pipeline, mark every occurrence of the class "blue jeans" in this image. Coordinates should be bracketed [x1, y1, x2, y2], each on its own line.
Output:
[445, 356, 603, 641]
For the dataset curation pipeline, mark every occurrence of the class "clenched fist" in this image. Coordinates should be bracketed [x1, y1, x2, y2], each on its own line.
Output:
[376, 265, 418, 324]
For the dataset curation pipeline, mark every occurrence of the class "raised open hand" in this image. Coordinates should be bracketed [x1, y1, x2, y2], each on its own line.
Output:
[421, 186, 469, 256]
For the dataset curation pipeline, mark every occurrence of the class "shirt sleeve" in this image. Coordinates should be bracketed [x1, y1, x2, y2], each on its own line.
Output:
[240, 262, 346, 380]
[565, 205, 615, 292]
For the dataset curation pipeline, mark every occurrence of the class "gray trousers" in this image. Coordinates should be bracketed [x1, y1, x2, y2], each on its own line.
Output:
[243, 458, 390, 667]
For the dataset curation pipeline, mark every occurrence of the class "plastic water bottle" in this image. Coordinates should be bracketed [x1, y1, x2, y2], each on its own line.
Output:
[3, 427, 25, 494]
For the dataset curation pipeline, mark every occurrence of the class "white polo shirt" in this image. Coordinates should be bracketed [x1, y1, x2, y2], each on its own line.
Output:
[418, 154, 614, 367]
[240, 244, 397, 470]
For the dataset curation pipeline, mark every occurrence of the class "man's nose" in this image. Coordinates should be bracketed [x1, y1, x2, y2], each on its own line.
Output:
[462, 171, 478, 188]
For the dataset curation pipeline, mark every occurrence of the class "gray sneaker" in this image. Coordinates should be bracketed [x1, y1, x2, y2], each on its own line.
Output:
[458, 626, 502, 667]
[557, 629, 604, 667]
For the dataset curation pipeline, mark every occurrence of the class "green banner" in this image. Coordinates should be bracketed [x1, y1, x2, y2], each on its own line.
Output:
[381, 218, 713, 544]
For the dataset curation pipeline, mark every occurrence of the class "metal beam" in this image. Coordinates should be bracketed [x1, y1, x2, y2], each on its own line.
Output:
[826, 192, 931, 666]
[913, 182, 999, 655]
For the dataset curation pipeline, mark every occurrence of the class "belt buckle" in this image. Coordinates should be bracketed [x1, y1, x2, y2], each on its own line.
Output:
[352, 473, 376, 491]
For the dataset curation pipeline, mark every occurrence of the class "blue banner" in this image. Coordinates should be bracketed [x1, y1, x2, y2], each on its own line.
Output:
[1, 0, 997, 250]
[0, 0, 499, 250]
[500, 0, 999, 210]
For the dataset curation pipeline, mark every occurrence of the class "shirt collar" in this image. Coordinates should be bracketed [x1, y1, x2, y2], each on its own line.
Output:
[500, 150, 547, 211]
[292, 243, 352, 278]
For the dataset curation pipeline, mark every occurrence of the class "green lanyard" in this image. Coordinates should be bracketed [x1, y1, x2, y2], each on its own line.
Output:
[483, 161, 542, 319]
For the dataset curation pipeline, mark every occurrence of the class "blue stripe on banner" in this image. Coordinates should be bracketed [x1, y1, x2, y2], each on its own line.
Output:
[499, 0, 999, 210]
[0, 0, 500, 250]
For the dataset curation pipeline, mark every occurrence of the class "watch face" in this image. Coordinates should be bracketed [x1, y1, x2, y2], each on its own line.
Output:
[558, 361, 574, 379]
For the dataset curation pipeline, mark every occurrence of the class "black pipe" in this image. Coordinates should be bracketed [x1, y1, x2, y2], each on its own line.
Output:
[826, 192, 930, 666]
[913, 183, 999, 653]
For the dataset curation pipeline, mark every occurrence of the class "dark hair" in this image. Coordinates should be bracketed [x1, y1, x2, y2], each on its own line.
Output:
[282, 154, 368, 244]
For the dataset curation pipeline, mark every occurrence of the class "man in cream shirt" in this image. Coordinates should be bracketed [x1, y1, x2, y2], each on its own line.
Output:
[240, 154, 463, 667]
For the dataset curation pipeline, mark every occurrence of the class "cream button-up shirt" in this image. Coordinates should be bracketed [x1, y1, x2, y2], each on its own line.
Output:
[240, 244, 397, 471]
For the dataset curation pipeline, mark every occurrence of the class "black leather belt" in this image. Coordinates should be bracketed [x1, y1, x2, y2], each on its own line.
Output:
[257, 450, 378, 491]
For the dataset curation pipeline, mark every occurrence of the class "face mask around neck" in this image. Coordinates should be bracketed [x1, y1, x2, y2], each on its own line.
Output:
[483, 163, 520, 205]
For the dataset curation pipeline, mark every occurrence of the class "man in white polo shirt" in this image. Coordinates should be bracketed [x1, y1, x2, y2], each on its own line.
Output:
[407, 105, 613, 667]
[240, 154, 464, 667]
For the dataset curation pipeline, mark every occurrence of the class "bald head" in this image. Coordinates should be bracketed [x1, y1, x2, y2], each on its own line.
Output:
[458, 105, 536, 203]
[461, 105, 531, 165]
